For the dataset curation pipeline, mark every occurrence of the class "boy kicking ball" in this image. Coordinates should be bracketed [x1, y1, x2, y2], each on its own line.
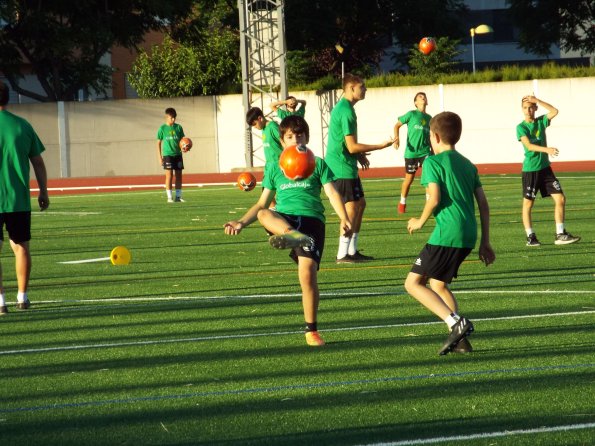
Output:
[404, 111, 495, 355]
[224, 115, 352, 347]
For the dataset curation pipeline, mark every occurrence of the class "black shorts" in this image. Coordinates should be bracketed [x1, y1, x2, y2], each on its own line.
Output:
[405, 155, 429, 174]
[275, 212, 325, 269]
[410, 244, 472, 284]
[333, 177, 364, 203]
[0, 211, 32, 244]
[522, 166, 562, 200]
[162, 155, 184, 171]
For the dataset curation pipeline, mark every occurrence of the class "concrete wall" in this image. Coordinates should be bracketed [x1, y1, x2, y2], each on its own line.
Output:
[9, 77, 595, 179]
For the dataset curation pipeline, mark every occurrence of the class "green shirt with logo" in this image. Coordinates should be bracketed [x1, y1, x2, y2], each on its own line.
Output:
[262, 157, 335, 223]
[262, 120, 283, 165]
[325, 98, 358, 179]
[157, 123, 184, 156]
[0, 110, 46, 213]
[516, 115, 551, 172]
[398, 110, 432, 159]
[421, 150, 481, 249]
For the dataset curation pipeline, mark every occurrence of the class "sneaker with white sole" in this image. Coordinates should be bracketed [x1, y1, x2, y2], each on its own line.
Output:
[174, 197, 185, 202]
[526, 233, 541, 247]
[438, 317, 474, 356]
[269, 231, 313, 249]
[554, 231, 580, 245]
[16, 299, 31, 310]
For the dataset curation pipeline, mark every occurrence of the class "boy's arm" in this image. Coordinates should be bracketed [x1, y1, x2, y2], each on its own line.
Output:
[393, 120, 403, 149]
[524, 95, 558, 121]
[269, 100, 286, 112]
[30, 155, 49, 210]
[407, 183, 439, 234]
[296, 99, 306, 109]
[224, 188, 275, 235]
[519, 135, 559, 157]
[345, 134, 395, 154]
[157, 140, 163, 163]
[323, 182, 353, 238]
[474, 186, 496, 266]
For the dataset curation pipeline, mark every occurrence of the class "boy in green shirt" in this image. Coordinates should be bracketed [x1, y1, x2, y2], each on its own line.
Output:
[224, 115, 352, 347]
[157, 107, 186, 203]
[270, 95, 307, 120]
[516, 95, 580, 246]
[393, 92, 432, 214]
[245, 107, 283, 165]
[0, 81, 49, 314]
[405, 111, 495, 355]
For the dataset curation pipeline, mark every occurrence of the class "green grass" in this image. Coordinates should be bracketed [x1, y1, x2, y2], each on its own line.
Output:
[1, 173, 594, 445]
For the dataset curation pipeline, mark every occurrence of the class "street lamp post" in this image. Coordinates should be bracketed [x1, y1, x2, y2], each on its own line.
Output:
[470, 24, 494, 74]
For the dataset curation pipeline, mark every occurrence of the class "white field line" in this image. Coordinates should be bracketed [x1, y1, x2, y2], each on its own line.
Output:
[58, 257, 111, 264]
[357, 422, 595, 446]
[0, 309, 593, 356]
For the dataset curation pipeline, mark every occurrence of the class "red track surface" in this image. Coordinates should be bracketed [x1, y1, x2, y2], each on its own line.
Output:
[32, 161, 595, 196]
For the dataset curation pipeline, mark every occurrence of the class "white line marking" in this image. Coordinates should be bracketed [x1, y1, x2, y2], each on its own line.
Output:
[356, 422, 595, 446]
[1, 309, 593, 356]
[58, 257, 110, 264]
[32, 211, 101, 215]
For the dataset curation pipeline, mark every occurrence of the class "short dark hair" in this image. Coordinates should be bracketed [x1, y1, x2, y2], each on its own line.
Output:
[342, 73, 363, 91]
[430, 111, 462, 145]
[165, 107, 177, 118]
[0, 81, 9, 106]
[279, 115, 310, 141]
[245, 107, 264, 126]
[414, 92, 426, 102]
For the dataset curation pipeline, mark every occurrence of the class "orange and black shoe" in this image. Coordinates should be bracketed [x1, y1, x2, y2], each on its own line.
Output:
[305, 331, 325, 347]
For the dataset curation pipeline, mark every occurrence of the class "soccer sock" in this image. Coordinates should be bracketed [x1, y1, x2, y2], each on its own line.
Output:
[556, 223, 564, 234]
[400, 196, 406, 204]
[175, 189, 182, 198]
[347, 233, 359, 256]
[17, 291, 27, 303]
[445, 313, 461, 329]
[305, 322, 317, 333]
[166, 189, 173, 199]
[337, 236, 350, 259]
[525, 227, 534, 237]
[0, 293, 5, 306]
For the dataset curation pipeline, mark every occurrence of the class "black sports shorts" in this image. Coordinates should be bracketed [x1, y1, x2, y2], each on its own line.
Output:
[405, 155, 429, 174]
[162, 155, 184, 170]
[410, 244, 472, 284]
[275, 212, 325, 269]
[0, 211, 31, 244]
[522, 166, 562, 200]
[333, 177, 364, 203]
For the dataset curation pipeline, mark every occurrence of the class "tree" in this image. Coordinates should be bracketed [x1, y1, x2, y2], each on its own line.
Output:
[0, 0, 194, 102]
[507, 0, 595, 57]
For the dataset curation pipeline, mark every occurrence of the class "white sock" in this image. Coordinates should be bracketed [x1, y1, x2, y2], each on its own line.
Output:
[348, 233, 359, 256]
[525, 227, 534, 237]
[556, 223, 564, 234]
[445, 313, 460, 329]
[337, 236, 350, 259]
[0, 293, 5, 306]
[166, 189, 173, 199]
[176, 189, 182, 198]
[17, 291, 27, 303]
[400, 196, 406, 204]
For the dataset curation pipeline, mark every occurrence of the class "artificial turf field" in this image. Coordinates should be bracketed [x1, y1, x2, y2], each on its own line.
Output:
[0, 173, 593, 445]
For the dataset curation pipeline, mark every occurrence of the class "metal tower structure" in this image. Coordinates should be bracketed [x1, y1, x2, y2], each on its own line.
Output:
[238, 0, 288, 168]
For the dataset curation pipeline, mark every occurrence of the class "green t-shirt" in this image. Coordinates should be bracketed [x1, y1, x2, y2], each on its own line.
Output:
[277, 106, 306, 120]
[516, 115, 550, 172]
[262, 157, 335, 223]
[421, 150, 481, 249]
[0, 110, 46, 213]
[262, 120, 283, 165]
[325, 98, 358, 179]
[398, 109, 432, 159]
[157, 123, 184, 156]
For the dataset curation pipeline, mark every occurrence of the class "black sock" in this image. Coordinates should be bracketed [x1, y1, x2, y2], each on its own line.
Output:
[305, 322, 317, 332]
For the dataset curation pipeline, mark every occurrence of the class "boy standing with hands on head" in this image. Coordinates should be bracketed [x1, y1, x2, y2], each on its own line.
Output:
[516, 95, 580, 246]
[157, 107, 186, 203]
[224, 115, 351, 347]
[393, 92, 432, 214]
[405, 111, 495, 356]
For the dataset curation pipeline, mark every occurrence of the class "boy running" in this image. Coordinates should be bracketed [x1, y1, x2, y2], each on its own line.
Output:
[404, 111, 495, 355]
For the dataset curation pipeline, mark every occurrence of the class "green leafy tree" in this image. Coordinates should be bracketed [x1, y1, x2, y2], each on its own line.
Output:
[128, 32, 240, 98]
[507, 0, 595, 56]
[0, 0, 194, 102]
[408, 37, 463, 77]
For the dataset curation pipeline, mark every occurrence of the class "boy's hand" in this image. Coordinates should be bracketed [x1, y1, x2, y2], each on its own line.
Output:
[547, 147, 559, 157]
[522, 95, 537, 104]
[479, 242, 496, 266]
[224, 221, 243, 235]
[393, 137, 400, 149]
[407, 218, 423, 234]
[383, 136, 396, 148]
[340, 219, 353, 238]
[357, 153, 370, 170]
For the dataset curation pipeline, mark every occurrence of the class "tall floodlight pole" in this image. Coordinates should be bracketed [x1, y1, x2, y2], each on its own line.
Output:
[238, 0, 288, 168]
